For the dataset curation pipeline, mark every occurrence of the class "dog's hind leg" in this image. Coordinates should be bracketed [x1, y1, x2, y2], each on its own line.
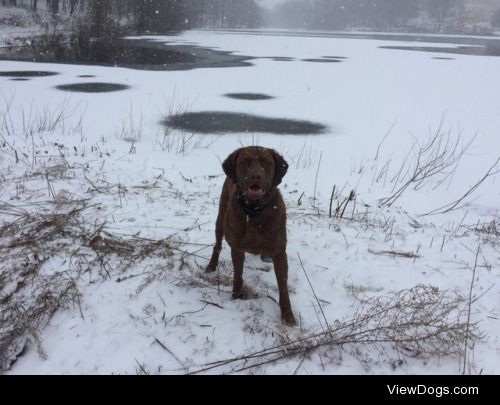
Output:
[206, 210, 224, 272]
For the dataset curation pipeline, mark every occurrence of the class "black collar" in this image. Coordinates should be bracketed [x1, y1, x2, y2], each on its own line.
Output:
[237, 192, 274, 218]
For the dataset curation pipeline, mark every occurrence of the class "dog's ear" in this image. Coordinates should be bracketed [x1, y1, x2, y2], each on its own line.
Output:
[222, 149, 240, 182]
[272, 150, 288, 186]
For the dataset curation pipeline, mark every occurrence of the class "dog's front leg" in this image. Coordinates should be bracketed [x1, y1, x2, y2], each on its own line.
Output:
[231, 248, 245, 299]
[272, 251, 296, 326]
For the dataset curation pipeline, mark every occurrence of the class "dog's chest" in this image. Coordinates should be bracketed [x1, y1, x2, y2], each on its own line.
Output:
[242, 215, 267, 236]
[226, 212, 276, 252]
[242, 220, 273, 253]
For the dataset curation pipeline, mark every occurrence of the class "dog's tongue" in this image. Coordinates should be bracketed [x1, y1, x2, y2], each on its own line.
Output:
[247, 185, 264, 197]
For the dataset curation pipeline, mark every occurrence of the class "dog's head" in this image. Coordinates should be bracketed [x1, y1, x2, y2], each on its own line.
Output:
[222, 146, 288, 201]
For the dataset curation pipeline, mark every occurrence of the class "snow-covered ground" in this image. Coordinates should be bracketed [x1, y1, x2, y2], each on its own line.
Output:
[1, 30, 499, 374]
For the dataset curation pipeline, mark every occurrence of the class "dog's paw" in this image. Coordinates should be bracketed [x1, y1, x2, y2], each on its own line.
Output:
[282, 313, 296, 327]
[232, 290, 244, 299]
[206, 262, 217, 273]
[232, 286, 258, 300]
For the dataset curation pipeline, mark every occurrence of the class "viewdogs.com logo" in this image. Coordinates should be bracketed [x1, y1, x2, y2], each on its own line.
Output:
[387, 385, 478, 398]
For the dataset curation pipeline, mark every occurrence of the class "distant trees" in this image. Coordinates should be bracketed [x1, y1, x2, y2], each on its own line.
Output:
[5, 0, 478, 33]
[422, 0, 465, 32]
[271, 0, 467, 33]
[128, 0, 263, 32]
[492, 8, 500, 28]
[132, 1, 183, 32]
[48, 0, 59, 15]
[6, 0, 264, 32]
[87, 0, 111, 37]
[272, 0, 316, 29]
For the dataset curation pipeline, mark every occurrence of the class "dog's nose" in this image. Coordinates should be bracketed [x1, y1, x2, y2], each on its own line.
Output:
[250, 173, 262, 181]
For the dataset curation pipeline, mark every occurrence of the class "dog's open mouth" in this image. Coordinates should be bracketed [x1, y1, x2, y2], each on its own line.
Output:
[247, 185, 265, 198]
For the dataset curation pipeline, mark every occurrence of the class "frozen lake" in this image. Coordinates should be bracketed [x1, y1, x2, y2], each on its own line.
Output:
[2, 30, 499, 213]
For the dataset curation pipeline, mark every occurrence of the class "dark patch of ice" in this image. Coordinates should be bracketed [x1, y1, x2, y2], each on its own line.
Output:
[164, 111, 327, 135]
[0, 38, 254, 71]
[380, 45, 500, 57]
[301, 58, 342, 63]
[55, 82, 130, 93]
[322, 56, 348, 59]
[0, 71, 58, 77]
[260, 56, 295, 62]
[224, 93, 274, 101]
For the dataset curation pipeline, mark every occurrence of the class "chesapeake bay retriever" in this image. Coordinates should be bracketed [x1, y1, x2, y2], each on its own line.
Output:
[207, 146, 296, 326]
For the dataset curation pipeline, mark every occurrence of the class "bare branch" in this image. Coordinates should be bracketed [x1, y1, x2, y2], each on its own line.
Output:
[421, 155, 500, 216]
[380, 122, 476, 208]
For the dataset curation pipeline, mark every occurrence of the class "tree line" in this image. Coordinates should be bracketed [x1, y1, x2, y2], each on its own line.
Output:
[2, 0, 264, 32]
[3, 0, 497, 34]
[269, 0, 468, 33]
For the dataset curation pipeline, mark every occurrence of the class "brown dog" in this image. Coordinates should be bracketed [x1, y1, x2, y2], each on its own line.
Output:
[207, 146, 296, 326]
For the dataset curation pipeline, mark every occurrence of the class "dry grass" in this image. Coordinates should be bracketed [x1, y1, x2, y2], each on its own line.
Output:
[187, 284, 481, 374]
[0, 196, 176, 372]
[462, 219, 500, 241]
